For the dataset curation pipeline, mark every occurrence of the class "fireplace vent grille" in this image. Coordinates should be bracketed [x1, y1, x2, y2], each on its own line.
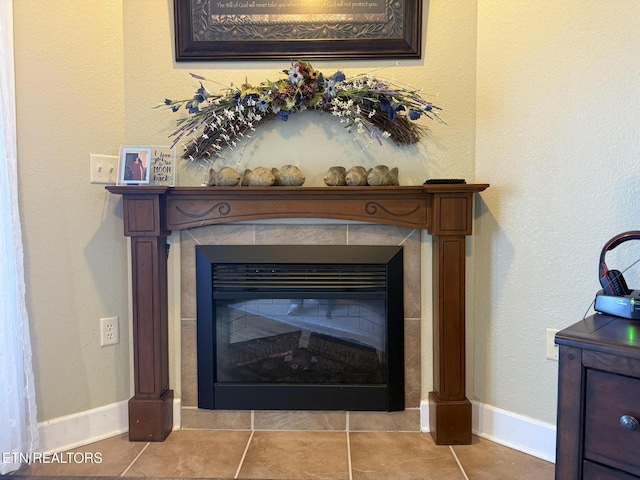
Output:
[212, 264, 387, 293]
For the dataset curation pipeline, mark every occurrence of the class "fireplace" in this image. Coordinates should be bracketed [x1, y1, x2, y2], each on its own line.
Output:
[196, 245, 405, 411]
[106, 184, 488, 442]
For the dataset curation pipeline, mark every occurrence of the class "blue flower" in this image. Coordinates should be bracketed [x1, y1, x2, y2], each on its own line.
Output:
[408, 109, 421, 120]
[186, 100, 199, 114]
[256, 98, 269, 112]
[379, 99, 404, 121]
[325, 80, 337, 98]
[277, 110, 290, 121]
[329, 71, 346, 83]
[194, 83, 209, 102]
[164, 98, 172, 105]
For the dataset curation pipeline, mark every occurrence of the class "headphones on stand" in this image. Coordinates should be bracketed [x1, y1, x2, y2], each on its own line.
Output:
[595, 231, 640, 319]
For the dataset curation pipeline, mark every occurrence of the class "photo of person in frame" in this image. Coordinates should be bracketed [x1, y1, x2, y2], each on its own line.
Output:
[121, 148, 150, 184]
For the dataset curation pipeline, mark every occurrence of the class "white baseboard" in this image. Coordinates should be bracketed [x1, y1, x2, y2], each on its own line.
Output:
[37, 400, 129, 453]
[420, 400, 556, 463]
[41, 398, 554, 462]
[37, 398, 182, 453]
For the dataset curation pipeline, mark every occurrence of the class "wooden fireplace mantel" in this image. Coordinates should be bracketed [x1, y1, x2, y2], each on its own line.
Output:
[106, 183, 488, 444]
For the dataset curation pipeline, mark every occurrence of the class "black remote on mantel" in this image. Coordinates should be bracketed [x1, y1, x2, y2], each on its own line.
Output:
[424, 179, 466, 184]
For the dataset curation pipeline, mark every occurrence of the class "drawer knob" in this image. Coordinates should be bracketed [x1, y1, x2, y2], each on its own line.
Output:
[620, 415, 639, 431]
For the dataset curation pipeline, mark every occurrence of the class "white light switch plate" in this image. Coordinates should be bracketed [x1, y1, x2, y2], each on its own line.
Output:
[89, 154, 118, 184]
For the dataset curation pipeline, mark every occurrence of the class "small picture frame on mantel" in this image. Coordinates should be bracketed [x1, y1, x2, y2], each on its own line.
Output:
[117, 145, 176, 186]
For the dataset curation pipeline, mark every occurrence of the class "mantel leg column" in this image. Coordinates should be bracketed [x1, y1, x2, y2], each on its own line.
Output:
[429, 234, 472, 444]
[128, 236, 173, 441]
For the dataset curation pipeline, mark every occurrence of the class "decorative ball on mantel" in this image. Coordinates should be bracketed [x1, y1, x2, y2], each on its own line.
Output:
[206, 167, 241, 187]
[241, 167, 277, 186]
[272, 165, 305, 186]
[345, 166, 368, 186]
[323, 166, 347, 186]
[367, 165, 399, 186]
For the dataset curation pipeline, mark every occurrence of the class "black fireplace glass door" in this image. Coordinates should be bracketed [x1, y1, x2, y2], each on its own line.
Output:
[215, 296, 386, 385]
[196, 245, 405, 412]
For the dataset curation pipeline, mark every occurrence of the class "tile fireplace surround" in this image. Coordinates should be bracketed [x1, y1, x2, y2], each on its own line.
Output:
[179, 223, 421, 432]
[106, 184, 488, 446]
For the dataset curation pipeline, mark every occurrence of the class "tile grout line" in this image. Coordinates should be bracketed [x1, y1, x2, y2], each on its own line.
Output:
[119, 442, 150, 477]
[346, 430, 353, 480]
[234, 430, 255, 480]
[399, 229, 418, 246]
[449, 445, 470, 480]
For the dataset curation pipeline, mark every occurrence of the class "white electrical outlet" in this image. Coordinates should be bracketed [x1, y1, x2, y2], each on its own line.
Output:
[89, 154, 118, 184]
[100, 316, 119, 346]
[546, 328, 559, 360]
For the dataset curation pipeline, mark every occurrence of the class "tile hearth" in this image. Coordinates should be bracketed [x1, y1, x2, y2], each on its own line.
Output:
[11, 430, 555, 479]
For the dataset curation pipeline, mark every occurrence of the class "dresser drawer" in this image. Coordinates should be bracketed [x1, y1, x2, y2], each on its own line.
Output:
[585, 369, 640, 476]
[583, 460, 640, 479]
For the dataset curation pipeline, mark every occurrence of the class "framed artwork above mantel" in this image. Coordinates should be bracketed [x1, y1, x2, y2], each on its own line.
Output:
[173, 0, 423, 61]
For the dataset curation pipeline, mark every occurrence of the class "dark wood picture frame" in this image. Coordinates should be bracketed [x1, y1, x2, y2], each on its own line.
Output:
[174, 0, 422, 61]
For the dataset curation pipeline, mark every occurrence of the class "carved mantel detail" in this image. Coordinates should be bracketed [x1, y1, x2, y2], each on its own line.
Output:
[106, 184, 489, 444]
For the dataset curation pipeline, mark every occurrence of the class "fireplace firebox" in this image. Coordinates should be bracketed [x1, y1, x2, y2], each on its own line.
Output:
[196, 245, 405, 412]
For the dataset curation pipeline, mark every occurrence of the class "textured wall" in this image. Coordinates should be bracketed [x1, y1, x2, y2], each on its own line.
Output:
[475, 0, 640, 424]
[14, 0, 129, 421]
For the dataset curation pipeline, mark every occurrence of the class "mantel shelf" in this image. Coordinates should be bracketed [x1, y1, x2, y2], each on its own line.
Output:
[106, 184, 489, 232]
[106, 182, 489, 445]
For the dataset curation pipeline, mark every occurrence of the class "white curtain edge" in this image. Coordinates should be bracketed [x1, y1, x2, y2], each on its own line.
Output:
[0, 0, 40, 474]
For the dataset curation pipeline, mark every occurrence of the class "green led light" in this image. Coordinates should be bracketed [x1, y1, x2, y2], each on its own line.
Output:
[628, 325, 637, 343]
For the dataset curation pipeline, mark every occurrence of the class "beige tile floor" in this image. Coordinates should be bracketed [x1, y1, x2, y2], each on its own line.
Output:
[10, 430, 554, 479]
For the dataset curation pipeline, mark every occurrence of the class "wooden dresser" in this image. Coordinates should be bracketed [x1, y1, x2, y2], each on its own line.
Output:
[555, 314, 640, 479]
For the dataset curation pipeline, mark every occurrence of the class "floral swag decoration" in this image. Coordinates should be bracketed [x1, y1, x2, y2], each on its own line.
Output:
[159, 61, 443, 162]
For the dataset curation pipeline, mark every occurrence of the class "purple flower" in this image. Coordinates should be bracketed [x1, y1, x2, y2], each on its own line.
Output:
[408, 109, 421, 120]
[164, 98, 172, 105]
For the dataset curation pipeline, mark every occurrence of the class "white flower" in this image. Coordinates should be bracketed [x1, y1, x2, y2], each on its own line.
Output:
[288, 65, 303, 85]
